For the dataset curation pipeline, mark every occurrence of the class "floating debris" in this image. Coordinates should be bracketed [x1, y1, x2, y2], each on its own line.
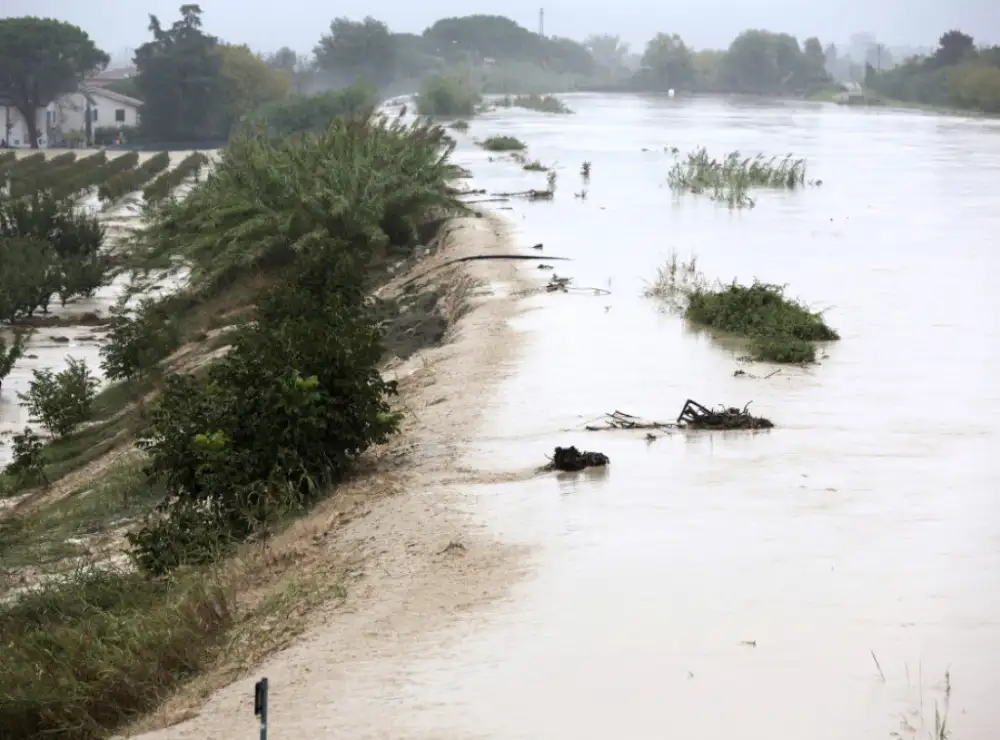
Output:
[676, 399, 773, 430]
[585, 410, 675, 432]
[547, 275, 572, 292]
[542, 446, 610, 472]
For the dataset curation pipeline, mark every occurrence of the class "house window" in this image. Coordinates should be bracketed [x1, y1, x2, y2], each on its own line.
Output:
[91, 109, 98, 122]
[115, 108, 126, 123]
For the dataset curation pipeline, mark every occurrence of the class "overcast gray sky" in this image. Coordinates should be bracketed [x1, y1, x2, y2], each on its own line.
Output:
[3, 0, 997, 59]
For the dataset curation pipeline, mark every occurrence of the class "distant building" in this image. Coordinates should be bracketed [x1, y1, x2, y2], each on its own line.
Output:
[2, 85, 142, 147]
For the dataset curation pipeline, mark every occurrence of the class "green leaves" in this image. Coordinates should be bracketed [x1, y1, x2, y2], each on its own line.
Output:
[133, 112, 465, 292]
[0, 17, 109, 147]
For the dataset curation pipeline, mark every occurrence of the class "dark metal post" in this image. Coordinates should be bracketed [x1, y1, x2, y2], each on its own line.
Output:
[254, 677, 268, 740]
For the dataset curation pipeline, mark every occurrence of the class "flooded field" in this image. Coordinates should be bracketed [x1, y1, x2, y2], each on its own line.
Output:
[393, 96, 1000, 738]
[0, 149, 210, 466]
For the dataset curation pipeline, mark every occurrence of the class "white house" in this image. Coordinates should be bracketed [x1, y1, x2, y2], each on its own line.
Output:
[2, 105, 48, 148]
[50, 86, 143, 142]
[2, 85, 142, 148]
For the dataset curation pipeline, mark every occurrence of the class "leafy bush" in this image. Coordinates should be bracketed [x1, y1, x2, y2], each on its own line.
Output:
[415, 75, 482, 116]
[685, 281, 839, 363]
[98, 151, 170, 201]
[130, 248, 401, 572]
[18, 358, 100, 437]
[3, 427, 47, 487]
[0, 328, 31, 392]
[142, 151, 208, 204]
[93, 125, 140, 146]
[477, 134, 526, 151]
[0, 568, 231, 740]
[100, 296, 181, 382]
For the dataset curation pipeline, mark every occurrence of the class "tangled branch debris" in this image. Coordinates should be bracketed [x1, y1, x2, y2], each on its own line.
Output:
[585, 410, 676, 432]
[541, 446, 610, 472]
[676, 399, 773, 430]
[493, 189, 553, 201]
[544, 274, 612, 295]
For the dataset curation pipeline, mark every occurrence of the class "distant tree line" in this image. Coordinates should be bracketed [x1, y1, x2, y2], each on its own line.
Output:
[867, 31, 1000, 113]
[2, 5, 996, 149]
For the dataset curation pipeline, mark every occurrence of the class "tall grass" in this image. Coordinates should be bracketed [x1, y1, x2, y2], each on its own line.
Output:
[644, 254, 838, 363]
[0, 569, 231, 739]
[667, 148, 809, 209]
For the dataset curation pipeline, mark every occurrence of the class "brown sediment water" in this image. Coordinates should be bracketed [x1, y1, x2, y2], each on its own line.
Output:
[56, 97, 1000, 738]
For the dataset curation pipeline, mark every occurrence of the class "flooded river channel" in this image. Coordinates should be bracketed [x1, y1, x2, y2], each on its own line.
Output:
[406, 95, 1000, 738]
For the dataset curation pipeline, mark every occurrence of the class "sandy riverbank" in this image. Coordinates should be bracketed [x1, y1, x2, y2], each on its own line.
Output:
[126, 211, 538, 738]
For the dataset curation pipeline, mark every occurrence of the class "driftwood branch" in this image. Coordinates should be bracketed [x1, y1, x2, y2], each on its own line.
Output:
[585, 410, 677, 432]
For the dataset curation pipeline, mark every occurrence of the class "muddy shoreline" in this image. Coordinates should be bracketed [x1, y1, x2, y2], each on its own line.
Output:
[126, 210, 538, 738]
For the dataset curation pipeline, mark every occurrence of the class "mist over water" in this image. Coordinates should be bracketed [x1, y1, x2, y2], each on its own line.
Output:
[398, 94, 1000, 738]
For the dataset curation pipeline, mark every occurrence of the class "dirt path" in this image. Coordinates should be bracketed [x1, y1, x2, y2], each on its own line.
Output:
[129, 213, 536, 739]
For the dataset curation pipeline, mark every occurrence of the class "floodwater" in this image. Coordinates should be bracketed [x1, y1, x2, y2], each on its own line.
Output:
[0, 151, 206, 466]
[401, 95, 1000, 738]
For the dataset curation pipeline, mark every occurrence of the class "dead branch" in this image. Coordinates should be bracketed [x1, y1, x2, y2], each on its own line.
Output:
[585, 410, 677, 432]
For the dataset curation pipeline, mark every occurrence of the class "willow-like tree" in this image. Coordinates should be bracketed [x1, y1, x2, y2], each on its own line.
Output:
[0, 17, 109, 148]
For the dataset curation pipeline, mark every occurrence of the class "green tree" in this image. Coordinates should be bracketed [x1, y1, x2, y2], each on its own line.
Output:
[266, 46, 299, 74]
[721, 30, 819, 94]
[640, 33, 695, 90]
[314, 17, 396, 87]
[133, 4, 225, 142]
[933, 30, 975, 68]
[216, 43, 291, 132]
[0, 17, 109, 148]
[18, 358, 99, 438]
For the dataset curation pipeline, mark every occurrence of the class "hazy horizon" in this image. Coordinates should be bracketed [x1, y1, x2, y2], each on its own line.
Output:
[2, 0, 997, 60]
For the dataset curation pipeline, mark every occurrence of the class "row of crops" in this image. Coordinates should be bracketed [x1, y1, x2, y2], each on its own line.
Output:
[0, 150, 209, 205]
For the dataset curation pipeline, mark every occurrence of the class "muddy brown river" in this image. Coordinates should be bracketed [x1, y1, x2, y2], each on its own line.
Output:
[6, 98, 1000, 738]
[406, 95, 1000, 738]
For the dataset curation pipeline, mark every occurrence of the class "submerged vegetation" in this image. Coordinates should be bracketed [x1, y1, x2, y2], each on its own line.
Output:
[415, 75, 482, 116]
[478, 135, 527, 152]
[667, 149, 811, 209]
[497, 93, 572, 114]
[0, 109, 467, 737]
[644, 254, 839, 363]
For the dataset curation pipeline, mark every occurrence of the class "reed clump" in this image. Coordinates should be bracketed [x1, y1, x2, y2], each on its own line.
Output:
[667, 148, 810, 209]
[644, 254, 838, 363]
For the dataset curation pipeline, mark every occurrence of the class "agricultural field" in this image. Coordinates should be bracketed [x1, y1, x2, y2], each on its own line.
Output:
[0, 149, 212, 211]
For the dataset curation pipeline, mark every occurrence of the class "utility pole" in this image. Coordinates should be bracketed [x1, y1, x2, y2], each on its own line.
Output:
[539, 8, 544, 37]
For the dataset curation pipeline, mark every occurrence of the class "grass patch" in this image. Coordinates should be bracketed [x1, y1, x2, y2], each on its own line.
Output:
[644, 254, 839, 363]
[478, 135, 526, 152]
[0, 568, 231, 740]
[667, 148, 812, 209]
[448, 119, 470, 132]
[415, 75, 482, 117]
[0, 458, 160, 571]
[497, 93, 572, 114]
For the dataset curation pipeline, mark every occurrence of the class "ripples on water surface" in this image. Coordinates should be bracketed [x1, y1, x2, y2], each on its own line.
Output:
[413, 95, 1000, 738]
